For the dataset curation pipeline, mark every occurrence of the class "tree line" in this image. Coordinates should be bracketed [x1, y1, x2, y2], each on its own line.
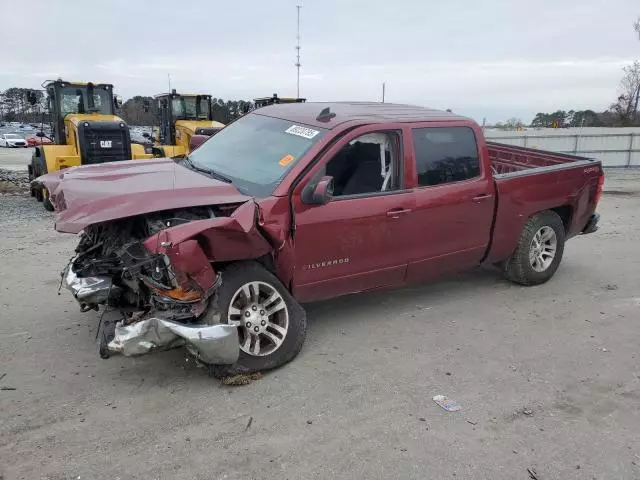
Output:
[0, 87, 47, 124]
[0, 89, 254, 126]
[117, 96, 255, 126]
[493, 60, 640, 129]
[496, 20, 640, 129]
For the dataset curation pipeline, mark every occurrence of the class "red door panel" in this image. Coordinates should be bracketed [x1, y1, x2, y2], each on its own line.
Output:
[290, 124, 416, 303]
[404, 123, 494, 283]
[406, 180, 494, 282]
[293, 192, 415, 302]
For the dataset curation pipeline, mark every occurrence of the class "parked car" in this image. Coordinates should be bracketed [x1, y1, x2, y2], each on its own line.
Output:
[0, 133, 27, 147]
[26, 134, 53, 147]
[38, 102, 603, 377]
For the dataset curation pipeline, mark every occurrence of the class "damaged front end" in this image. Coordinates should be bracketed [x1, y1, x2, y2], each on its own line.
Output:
[62, 201, 271, 365]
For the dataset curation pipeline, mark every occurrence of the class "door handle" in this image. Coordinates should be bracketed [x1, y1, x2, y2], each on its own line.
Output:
[472, 193, 492, 203]
[386, 208, 412, 218]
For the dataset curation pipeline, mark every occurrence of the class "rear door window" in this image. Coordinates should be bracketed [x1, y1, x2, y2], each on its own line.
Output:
[412, 127, 480, 186]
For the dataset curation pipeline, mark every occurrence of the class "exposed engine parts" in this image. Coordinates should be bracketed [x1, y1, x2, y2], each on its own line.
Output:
[69, 206, 221, 309]
[60, 200, 275, 366]
[62, 206, 240, 362]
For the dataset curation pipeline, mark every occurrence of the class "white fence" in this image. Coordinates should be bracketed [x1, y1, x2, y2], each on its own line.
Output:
[484, 127, 640, 168]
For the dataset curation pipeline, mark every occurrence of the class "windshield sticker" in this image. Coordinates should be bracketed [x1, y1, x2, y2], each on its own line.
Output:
[279, 154, 295, 167]
[285, 125, 320, 139]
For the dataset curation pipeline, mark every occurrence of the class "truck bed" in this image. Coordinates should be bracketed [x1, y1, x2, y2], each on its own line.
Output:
[484, 141, 602, 265]
[487, 141, 592, 175]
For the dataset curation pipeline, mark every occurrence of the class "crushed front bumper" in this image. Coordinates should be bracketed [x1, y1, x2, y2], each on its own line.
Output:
[62, 264, 119, 307]
[108, 317, 239, 364]
[62, 263, 239, 365]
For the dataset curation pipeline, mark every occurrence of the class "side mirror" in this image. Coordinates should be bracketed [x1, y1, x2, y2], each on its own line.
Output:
[189, 134, 209, 151]
[113, 95, 123, 109]
[36, 131, 45, 137]
[302, 176, 334, 205]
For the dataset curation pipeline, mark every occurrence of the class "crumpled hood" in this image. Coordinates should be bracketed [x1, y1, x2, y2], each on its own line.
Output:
[35, 158, 251, 233]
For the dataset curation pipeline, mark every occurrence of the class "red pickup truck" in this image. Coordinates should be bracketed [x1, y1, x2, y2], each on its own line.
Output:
[39, 102, 603, 376]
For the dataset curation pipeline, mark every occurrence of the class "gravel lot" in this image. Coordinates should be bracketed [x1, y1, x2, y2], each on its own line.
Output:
[1, 155, 639, 479]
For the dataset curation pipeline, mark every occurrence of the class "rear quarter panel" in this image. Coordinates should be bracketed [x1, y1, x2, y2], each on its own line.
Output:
[486, 163, 601, 264]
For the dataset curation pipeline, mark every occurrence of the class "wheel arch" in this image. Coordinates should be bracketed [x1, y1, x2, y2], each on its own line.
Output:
[549, 205, 573, 234]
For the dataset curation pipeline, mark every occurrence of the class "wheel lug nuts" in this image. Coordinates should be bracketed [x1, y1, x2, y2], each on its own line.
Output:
[244, 311, 250, 317]
[261, 320, 266, 326]
[246, 322, 252, 327]
[252, 305, 257, 311]
[254, 326, 259, 332]
[260, 310, 265, 315]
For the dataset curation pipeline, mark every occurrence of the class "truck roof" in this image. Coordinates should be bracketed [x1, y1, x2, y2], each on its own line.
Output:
[254, 102, 469, 129]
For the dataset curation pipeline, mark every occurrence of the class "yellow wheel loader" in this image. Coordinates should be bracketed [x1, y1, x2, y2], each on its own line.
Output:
[149, 91, 225, 158]
[253, 93, 306, 109]
[28, 79, 153, 210]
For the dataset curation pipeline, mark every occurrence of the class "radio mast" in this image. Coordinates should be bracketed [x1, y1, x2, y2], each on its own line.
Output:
[295, 5, 302, 98]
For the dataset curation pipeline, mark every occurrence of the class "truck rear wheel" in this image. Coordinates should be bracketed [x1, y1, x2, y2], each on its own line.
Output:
[206, 261, 307, 378]
[502, 211, 565, 286]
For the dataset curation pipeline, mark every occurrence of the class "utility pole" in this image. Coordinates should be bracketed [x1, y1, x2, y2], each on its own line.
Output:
[295, 5, 302, 98]
[382, 82, 386, 103]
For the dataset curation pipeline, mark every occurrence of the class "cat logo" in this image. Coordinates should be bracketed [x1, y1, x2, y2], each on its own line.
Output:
[100, 140, 112, 148]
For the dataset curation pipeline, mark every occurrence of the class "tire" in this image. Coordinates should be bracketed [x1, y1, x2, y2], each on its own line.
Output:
[35, 187, 44, 202]
[43, 196, 54, 212]
[27, 165, 36, 197]
[502, 211, 566, 286]
[206, 261, 307, 377]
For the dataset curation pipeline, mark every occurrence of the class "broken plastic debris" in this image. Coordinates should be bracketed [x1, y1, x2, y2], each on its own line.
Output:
[433, 395, 461, 412]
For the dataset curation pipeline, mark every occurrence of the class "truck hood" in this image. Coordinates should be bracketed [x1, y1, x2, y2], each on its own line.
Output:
[36, 158, 251, 233]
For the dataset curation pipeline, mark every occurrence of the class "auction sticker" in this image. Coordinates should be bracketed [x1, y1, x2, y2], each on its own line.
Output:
[279, 154, 295, 166]
[285, 125, 320, 139]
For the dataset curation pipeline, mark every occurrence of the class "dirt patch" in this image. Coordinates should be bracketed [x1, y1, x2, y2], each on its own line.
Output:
[0, 180, 28, 195]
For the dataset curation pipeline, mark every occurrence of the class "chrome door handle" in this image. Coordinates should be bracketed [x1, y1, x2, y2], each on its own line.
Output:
[386, 208, 412, 218]
[472, 194, 492, 203]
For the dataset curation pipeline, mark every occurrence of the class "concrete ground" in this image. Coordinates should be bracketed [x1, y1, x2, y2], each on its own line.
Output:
[0, 146, 32, 172]
[0, 152, 639, 479]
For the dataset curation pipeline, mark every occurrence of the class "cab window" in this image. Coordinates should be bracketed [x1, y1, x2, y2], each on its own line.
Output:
[320, 131, 401, 197]
[412, 127, 480, 186]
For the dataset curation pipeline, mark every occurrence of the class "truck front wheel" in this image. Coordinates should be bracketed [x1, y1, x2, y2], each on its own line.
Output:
[206, 261, 307, 377]
[502, 211, 566, 286]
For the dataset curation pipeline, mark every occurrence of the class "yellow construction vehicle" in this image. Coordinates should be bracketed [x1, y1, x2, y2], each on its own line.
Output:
[150, 91, 225, 158]
[28, 79, 153, 210]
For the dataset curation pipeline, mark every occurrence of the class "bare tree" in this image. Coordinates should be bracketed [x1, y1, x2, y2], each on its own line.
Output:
[611, 60, 640, 125]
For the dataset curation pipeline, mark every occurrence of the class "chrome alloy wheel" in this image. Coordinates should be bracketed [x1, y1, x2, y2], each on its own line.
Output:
[529, 226, 557, 272]
[227, 281, 289, 357]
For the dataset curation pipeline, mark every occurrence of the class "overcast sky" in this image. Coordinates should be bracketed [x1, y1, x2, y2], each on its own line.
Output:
[1, 0, 638, 123]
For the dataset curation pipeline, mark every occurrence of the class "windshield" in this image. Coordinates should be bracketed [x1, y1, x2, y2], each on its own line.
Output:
[171, 96, 210, 120]
[59, 86, 113, 116]
[188, 114, 327, 197]
[4, 134, 21, 139]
